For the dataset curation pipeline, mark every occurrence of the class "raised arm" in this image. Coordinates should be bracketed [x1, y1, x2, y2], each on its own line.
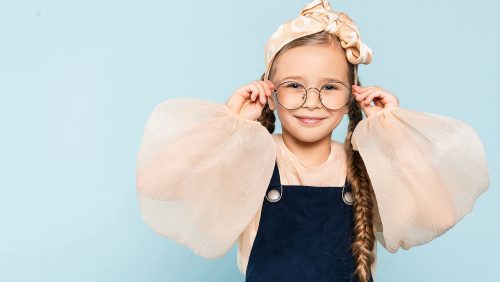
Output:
[351, 106, 490, 253]
[136, 98, 276, 258]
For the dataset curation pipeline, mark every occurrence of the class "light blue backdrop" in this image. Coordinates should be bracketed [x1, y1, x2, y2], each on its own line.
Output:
[1, 0, 498, 281]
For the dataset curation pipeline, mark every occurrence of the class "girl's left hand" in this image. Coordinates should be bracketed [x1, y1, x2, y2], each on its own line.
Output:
[351, 85, 400, 118]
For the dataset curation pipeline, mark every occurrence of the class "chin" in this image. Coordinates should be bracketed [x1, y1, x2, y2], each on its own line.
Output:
[284, 123, 333, 143]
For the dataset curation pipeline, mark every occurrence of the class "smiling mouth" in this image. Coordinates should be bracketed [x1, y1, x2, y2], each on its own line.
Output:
[295, 116, 325, 126]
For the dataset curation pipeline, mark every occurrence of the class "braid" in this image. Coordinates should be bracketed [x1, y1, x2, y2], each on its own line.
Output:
[258, 73, 276, 134]
[345, 76, 376, 282]
[258, 103, 276, 134]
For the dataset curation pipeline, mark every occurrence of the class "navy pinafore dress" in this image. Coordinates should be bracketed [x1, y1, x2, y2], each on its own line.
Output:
[245, 161, 374, 282]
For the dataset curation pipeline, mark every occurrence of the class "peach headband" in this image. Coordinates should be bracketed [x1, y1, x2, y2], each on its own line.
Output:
[263, 0, 373, 82]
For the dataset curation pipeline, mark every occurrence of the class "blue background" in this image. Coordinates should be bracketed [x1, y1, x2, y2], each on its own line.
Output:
[1, 0, 498, 281]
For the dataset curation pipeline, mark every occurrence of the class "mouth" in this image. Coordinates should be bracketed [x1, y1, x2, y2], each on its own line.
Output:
[294, 115, 326, 126]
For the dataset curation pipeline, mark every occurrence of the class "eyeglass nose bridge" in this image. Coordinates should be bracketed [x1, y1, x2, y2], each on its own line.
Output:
[302, 86, 323, 105]
[305, 86, 322, 93]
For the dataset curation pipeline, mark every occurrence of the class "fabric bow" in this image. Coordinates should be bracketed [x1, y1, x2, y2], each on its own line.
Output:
[264, 0, 373, 81]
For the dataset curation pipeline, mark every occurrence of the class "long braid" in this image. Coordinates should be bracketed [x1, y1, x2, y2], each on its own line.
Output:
[345, 74, 376, 282]
[257, 73, 276, 134]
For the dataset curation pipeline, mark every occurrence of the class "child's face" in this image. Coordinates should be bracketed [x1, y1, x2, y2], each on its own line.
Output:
[268, 44, 349, 142]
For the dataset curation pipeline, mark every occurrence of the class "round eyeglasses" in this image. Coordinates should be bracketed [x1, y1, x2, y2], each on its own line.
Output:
[272, 80, 351, 110]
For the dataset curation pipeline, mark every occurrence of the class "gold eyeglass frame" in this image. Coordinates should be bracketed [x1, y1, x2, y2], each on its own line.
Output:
[271, 80, 352, 111]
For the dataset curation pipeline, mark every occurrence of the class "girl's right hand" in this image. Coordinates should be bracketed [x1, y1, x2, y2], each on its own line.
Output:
[225, 80, 275, 121]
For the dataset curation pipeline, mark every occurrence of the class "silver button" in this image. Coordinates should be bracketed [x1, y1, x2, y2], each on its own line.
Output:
[266, 189, 281, 202]
[343, 191, 353, 205]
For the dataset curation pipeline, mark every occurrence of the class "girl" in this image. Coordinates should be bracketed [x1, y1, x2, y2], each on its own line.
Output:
[135, 0, 490, 281]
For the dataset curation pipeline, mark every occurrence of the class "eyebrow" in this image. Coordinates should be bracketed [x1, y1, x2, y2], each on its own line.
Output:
[280, 75, 344, 83]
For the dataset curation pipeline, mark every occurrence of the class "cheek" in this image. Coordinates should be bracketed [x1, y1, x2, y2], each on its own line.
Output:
[323, 114, 344, 130]
[275, 109, 296, 130]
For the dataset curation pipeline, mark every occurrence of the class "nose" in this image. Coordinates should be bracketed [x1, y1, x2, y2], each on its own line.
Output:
[302, 87, 323, 109]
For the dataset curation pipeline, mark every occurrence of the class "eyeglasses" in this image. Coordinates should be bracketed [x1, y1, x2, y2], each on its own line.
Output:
[272, 80, 351, 110]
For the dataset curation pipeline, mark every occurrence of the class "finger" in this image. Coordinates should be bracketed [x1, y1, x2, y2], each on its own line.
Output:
[363, 92, 381, 105]
[257, 81, 271, 100]
[251, 81, 265, 104]
[364, 90, 386, 105]
[258, 81, 273, 105]
[354, 88, 378, 102]
[253, 81, 267, 104]
[352, 90, 369, 111]
[353, 85, 377, 93]
[357, 93, 372, 115]
[252, 82, 264, 102]
[265, 80, 276, 91]
[353, 86, 369, 95]
[352, 85, 363, 93]
[244, 84, 259, 101]
[259, 80, 273, 96]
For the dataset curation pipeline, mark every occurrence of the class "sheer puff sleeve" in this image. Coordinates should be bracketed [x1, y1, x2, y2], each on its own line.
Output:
[351, 106, 490, 253]
[136, 98, 276, 258]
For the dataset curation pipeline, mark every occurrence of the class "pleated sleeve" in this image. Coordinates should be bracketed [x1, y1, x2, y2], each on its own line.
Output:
[351, 106, 490, 253]
[136, 98, 276, 258]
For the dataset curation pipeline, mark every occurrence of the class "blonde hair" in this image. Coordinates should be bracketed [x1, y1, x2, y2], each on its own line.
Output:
[257, 30, 376, 282]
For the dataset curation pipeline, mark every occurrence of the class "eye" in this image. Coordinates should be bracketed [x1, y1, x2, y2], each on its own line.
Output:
[284, 82, 302, 89]
[322, 83, 340, 90]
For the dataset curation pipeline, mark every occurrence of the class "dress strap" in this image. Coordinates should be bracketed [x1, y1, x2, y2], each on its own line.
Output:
[343, 176, 350, 190]
[268, 160, 282, 189]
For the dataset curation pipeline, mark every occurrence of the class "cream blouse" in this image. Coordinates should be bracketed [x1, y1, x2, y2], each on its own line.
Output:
[135, 98, 489, 278]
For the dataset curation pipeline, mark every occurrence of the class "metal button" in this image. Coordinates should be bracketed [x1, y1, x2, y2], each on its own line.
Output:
[266, 189, 281, 202]
[343, 191, 353, 205]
